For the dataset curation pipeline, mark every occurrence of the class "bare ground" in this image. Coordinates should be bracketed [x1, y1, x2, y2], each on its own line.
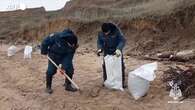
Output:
[1, 44, 195, 110]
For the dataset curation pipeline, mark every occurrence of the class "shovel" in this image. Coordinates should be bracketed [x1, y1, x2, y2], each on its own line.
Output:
[47, 56, 80, 90]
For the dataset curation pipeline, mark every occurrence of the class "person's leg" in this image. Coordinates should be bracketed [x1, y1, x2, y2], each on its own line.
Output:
[102, 59, 107, 81]
[62, 54, 77, 92]
[64, 68, 74, 86]
[121, 56, 126, 88]
[46, 60, 57, 94]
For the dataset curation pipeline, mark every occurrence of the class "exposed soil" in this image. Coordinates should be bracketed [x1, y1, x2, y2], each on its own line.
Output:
[1, 44, 195, 110]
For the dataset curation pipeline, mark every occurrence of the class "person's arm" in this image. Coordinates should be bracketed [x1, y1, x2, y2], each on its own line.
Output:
[97, 32, 104, 50]
[41, 34, 55, 55]
[65, 33, 79, 50]
[73, 35, 79, 49]
[110, 23, 126, 51]
[116, 32, 126, 51]
[96, 32, 104, 56]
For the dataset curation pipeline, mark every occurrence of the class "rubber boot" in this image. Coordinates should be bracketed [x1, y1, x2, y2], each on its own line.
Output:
[122, 59, 127, 88]
[65, 79, 77, 92]
[45, 75, 53, 94]
[45, 87, 53, 94]
[102, 63, 107, 81]
[102, 62, 107, 87]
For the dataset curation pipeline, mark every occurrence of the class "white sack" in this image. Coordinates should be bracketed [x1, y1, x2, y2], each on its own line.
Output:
[24, 45, 33, 59]
[128, 73, 150, 100]
[128, 62, 158, 100]
[7, 45, 17, 57]
[104, 55, 123, 91]
[132, 62, 158, 81]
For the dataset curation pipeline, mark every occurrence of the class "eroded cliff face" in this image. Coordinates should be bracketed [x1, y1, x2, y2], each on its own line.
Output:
[63, 0, 195, 21]
[0, 0, 195, 55]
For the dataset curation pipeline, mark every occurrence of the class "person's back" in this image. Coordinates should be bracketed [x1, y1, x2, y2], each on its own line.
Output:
[41, 29, 78, 57]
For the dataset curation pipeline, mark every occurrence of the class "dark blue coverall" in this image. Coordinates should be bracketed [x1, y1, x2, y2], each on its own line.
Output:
[41, 29, 78, 89]
[97, 23, 126, 88]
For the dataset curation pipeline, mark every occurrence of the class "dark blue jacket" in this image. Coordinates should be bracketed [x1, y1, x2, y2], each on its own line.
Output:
[41, 29, 78, 57]
[97, 23, 126, 55]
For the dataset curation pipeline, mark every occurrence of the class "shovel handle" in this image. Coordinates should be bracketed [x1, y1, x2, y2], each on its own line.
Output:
[47, 56, 79, 90]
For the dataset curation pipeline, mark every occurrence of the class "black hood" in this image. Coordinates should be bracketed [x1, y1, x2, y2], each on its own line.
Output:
[59, 29, 74, 39]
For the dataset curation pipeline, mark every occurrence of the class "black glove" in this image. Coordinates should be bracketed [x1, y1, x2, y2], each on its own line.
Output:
[75, 44, 79, 49]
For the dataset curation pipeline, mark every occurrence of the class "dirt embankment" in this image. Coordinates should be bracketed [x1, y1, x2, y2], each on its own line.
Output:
[64, 0, 195, 21]
[0, 0, 195, 55]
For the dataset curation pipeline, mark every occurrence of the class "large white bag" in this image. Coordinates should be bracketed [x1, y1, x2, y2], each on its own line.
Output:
[104, 55, 124, 91]
[24, 45, 33, 59]
[128, 62, 158, 100]
[128, 73, 150, 100]
[7, 45, 17, 57]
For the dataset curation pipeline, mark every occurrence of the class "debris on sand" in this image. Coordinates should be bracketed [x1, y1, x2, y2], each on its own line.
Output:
[162, 65, 195, 98]
[171, 50, 195, 62]
[89, 86, 101, 98]
[157, 51, 175, 59]
[142, 49, 195, 62]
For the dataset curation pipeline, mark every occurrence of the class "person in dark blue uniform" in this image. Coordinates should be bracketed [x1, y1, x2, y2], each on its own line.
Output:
[97, 23, 126, 88]
[41, 29, 79, 94]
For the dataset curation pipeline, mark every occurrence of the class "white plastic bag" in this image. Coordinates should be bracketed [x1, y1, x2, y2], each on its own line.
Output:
[24, 45, 33, 59]
[7, 45, 17, 57]
[132, 62, 158, 81]
[128, 73, 150, 100]
[128, 62, 158, 100]
[104, 55, 123, 91]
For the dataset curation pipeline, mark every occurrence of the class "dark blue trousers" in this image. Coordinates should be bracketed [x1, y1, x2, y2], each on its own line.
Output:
[46, 53, 74, 88]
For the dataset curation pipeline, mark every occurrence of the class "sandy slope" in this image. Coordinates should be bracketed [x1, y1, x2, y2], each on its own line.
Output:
[0, 44, 195, 110]
[64, 0, 195, 21]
